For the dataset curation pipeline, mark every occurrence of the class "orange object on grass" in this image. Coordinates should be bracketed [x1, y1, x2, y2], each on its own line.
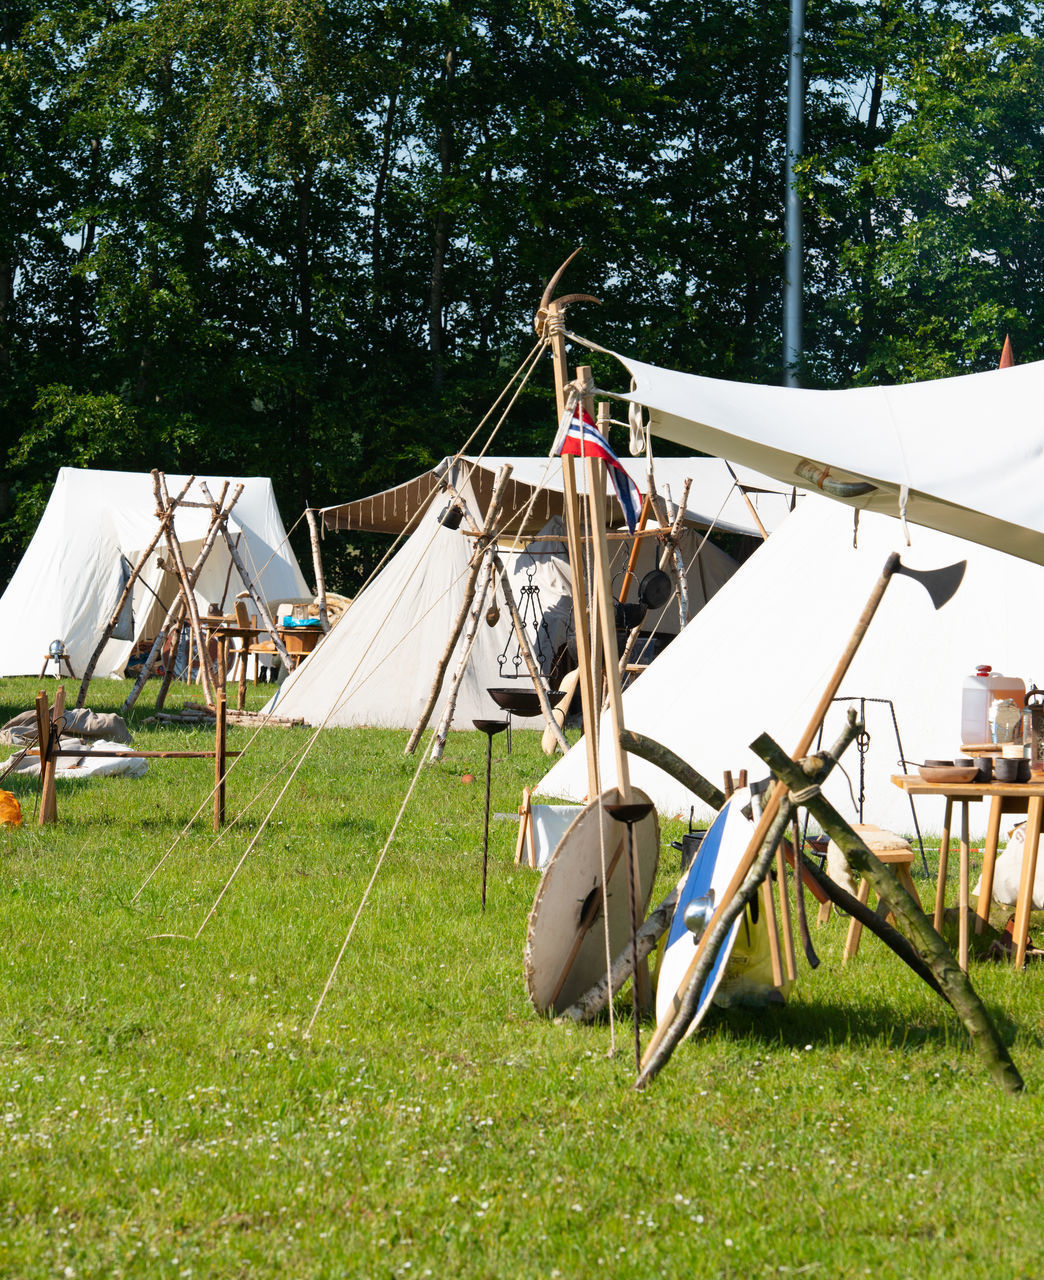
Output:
[0, 791, 22, 827]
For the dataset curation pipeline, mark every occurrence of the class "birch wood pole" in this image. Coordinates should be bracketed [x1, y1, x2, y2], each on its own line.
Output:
[661, 478, 692, 628]
[197, 481, 292, 670]
[120, 491, 240, 718]
[405, 466, 513, 755]
[555, 889, 678, 1025]
[75, 474, 195, 708]
[754, 731, 1024, 1095]
[155, 472, 216, 707]
[430, 551, 495, 761]
[153, 613, 185, 712]
[491, 551, 569, 755]
[304, 507, 330, 632]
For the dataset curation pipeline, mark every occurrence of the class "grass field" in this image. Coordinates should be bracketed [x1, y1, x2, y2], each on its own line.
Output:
[0, 675, 1042, 1279]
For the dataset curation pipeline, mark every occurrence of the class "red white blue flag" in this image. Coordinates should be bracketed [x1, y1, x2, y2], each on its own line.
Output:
[556, 407, 643, 533]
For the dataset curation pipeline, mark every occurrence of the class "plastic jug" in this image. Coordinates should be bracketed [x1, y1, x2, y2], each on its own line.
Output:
[962, 666, 1028, 745]
[961, 665, 994, 745]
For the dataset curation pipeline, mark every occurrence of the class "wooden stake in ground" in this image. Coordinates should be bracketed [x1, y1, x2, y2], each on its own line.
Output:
[213, 692, 227, 831]
[34, 687, 64, 825]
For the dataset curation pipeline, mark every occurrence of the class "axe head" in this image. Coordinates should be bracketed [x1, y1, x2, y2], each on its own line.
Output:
[894, 558, 967, 610]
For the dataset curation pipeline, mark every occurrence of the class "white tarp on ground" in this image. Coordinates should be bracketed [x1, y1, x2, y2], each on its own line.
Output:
[603, 350, 1044, 564]
[537, 496, 1044, 840]
[0, 469, 309, 678]
[264, 468, 743, 731]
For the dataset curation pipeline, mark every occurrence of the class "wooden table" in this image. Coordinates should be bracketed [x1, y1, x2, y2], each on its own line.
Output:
[202, 619, 322, 710]
[891, 774, 1044, 969]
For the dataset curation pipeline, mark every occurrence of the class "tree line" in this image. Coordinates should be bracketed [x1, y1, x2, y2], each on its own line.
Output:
[2, 0, 1042, 590]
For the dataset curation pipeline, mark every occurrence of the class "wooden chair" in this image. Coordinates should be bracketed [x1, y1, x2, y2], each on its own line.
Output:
[819, 824, 922, 961]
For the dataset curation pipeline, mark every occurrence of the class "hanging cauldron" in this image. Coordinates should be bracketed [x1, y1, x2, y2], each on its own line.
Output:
[438, 502, 464, 530]
[637, 568, 671, 610]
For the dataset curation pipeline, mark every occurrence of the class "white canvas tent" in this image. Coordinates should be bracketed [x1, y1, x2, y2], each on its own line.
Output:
[0, 468, 309, 679]
[537, 496, 1044, 839]
[265, 456, 786, 731]
[594, 348, 1044, 564]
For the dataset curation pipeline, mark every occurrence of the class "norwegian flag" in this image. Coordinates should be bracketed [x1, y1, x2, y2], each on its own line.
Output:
[556, 406, 643, 533]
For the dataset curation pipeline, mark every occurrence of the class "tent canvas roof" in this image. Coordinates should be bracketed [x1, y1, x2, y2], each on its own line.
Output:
[321, 455, 798, 540]
[266, 468, 743, 731]
[0, 468, 309, 678]
[602, 351, 1044, 564]
[536, 495, 1044, 840]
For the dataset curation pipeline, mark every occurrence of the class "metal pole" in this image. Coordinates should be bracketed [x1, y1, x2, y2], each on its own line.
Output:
[783, 0, 805, 387]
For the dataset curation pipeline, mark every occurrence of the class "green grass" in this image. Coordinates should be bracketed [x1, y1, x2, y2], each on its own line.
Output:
[1, 675, 1043, 1278]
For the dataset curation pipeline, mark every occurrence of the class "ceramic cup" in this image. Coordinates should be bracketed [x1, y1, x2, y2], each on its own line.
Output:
[995, 758, 1020, 783]
[974, 756, 994, 782]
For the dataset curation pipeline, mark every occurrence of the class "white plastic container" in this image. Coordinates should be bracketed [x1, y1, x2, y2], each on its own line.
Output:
[961, 665, 994, 745]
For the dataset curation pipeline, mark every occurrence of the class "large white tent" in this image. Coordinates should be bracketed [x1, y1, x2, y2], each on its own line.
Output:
[593, 348, 1044, 564]
[265, 455, 787, 731]
[0, 468, 309, 679]
[537, 496, 1044, 839]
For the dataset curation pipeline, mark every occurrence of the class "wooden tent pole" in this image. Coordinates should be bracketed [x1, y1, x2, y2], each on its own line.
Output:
[305, 507, 330, 632]
[617, 493, 652, 604]
[217, 531, 241, 614]
[584, 455, 631, 802]
[723, 461, 769, 541]
[430, 551, 495, 762]
[153, 612, 186, 712]
[197, 481, 293, 672]
[547, 308, 600, 797]
[155, 472, 216, 707]
[75, 474, 196, 708]
[405, 466, 513, 755]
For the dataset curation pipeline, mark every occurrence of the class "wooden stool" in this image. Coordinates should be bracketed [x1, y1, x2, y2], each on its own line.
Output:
[818, 824, 922, 960]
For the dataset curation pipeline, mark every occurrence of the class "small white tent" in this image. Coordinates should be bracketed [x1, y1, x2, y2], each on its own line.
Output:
[264, 456, 780, 731]
[0, 468, 309, 679]
[537, 496, 1044, 839]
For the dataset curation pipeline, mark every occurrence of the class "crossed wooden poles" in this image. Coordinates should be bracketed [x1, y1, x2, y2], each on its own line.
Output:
[74, 470, 292, 717]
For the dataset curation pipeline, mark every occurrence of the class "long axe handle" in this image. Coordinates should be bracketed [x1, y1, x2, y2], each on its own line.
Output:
[641, 551, 905, 1068]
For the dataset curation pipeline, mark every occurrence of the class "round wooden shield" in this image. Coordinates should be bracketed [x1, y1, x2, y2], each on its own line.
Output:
[654, 787, 754, 1040]
[524, 788, 660, 1016]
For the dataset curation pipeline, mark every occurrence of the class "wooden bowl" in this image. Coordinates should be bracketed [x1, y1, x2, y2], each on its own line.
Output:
[917, 765, 979, 785]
